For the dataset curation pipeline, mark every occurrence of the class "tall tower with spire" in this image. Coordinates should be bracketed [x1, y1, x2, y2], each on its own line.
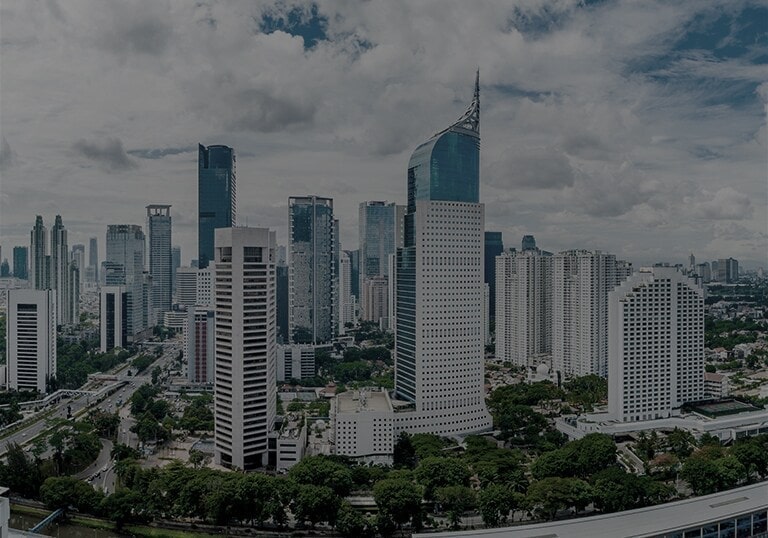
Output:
[393, 72, 492, 436]
[50, 215, 72, 325]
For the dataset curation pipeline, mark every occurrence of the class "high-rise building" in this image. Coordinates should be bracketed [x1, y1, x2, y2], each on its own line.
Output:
[277, 344, 318, 382]
[276, 264, 289, 344]
[12, 246, 28, 280]
[186, 308, 214, 384]
[171, 246, 181, 292]
[106, 224, 146, 342]
[7, 289, 57, 393]
[0, 260, 9, 278]
[359, 201, 398, 317]
[196, 267, 213, 308]
[608, 267, 705, 422]
[89, 236, 99, 283]
[30, 216, 50, 290]
[198, 144, 236, 269]
[213, 227, 276, 470]
[717, 258, 739, 283]
[361, 276, 388, 327]
[51, 215, 73, 325]
[552, 250, 625, 378]
[495, 249, 553, 368]
[147, 205, 173, 322]
[347, 249, 360, 299]
[338, 251, 355, 333]
[393, 72, 491, 435]
[697, 262, 711, 282]
[174, 267, 198, 307]
[521, 234, 537, 252]
[484, 231, 503, 321]
[100, 286, 127, 352]
[71, 244, 85, 291]
[288, 195, 337, 344]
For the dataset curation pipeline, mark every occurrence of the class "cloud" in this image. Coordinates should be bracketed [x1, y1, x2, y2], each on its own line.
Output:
[128, 146, 196, 159]
[96, 2, 173, 56]
[485, 146, 575, 189]
[0, 137, 17, 170]
[689, 187, 753, 220]
[72, 137, 138, 171]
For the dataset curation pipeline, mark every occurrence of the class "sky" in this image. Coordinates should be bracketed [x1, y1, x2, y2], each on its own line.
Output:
[0, 0, 766, 269]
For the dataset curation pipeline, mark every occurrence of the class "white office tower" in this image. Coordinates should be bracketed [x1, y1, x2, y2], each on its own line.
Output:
[608, 267, 705, 422]
[196, 267, 214, 308]
[495, 250, 553, 368]
[50, 215, 73, 325]
[338, 251, 355, 334]
[147, 205, 172, 323]
[214, 227, 277, 470]
[393, 72, 491, 436]
[186, 309, 214, 383]
[7, 289, 56, 393]
[175, 267, 198, 307]
[100, 286, 126, 352]
[552, 250, 626, 378]
[277, 344, 317, 382]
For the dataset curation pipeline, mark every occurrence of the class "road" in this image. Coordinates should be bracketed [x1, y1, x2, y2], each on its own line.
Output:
[75, 439, 114, 479]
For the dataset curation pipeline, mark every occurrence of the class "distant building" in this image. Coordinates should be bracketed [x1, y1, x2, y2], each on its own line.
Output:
[608, 267, 705, 422]
[359, 201, 401, 322]
[171, 245, 181, 292]
[198, 144, 236, 269]
[196, 267, 213, 308]
[100, 286, 127, 353]
[12, 246, 28, 280]
[338, 251, 356, 333]
[30, 216, 49, 290]
[288, 195, 337, 344]
[717, 257, 739, 283]
[147, 205, 172, 323]
[276, 265, 289, 344]
[106, 224, 147, 342]
[186, 309, 214, 384]
[0, 260, 9, 278]
[214, 227, 276, 470]
[704, 372, 730, 399]
[7, 289, 57, 393]
[496, 249, 553, 368]
[174, 267, 198, 307]
[361, 276, 388, 328]
[484, 231, 503, 321]
[277, 344, 318, 382]
[521, 234, 537, 252]
[88, 236, 99, 284]
[51, 215, 73, 325]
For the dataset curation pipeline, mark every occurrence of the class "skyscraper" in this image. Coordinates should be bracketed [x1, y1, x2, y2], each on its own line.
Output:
[30, 216, 50, 290]
[0, 260, 9, 278]
[71, 244, 85, 291]
[186, 308, 214, 384]
[214, 227, 276, 470]
[521, 234, 537, 251]
[338, 250, 355, 334]
[495, 249, 553, 368]
[198, 144, 236, 269]
[89, 236, 99, 284]
[484, 231, 503, 320]
[51, 216, 72, 325]
[174, 267, 198, 307]
[7, 289, 57, 393]
[12, 246, 28, 280]
[147, 205, 173, 322]
[359, 201, 400, 322]
[552, 250, 625, 378]
[288, 195, 337, 344]
[394, 72, 491, 435]
[106, 224, 146, 342]
[100, 286, 127, 352]
[608, 267, 705, 422]
[171, 245, 181, 292]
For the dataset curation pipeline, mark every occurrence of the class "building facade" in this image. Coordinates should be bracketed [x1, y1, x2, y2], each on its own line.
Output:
[12, 246, 28, 280]
[174, 267, 198, 307]
[338, 250, 356, 334]
[288, 195, 337, 344]
[276, 344, 318, 382]
[213, 227, 277, 470]
[608, 267, 705, 422]
[88, 236, 99, 284]
[393, 72, 492, 436]
[7, 289, 57, 393]
[198, 144, 236, 269]
[50, 215, 72, 325]
[147, 205, 172, 323]
[484, 231, 503, 321]
[106, 224, 147, 342]
[186, 308, 214, 384]
[495, 249, 553, 368]
[100, 286, 127, 352]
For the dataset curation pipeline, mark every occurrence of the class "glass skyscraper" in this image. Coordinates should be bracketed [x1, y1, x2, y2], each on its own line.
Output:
[13, 246, 28, 280]
[394, 72, 492, 435]
[147, 205, 172, 322]
[484, 231, 503, 320]
[198, 144, 236, 269]
[288, 196, 337, 344]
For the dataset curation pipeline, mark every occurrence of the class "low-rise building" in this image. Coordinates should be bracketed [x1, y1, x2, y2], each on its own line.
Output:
[275, 413, 307, 472]
[704, 372, 730, 399]
[333, 388, 395, 464]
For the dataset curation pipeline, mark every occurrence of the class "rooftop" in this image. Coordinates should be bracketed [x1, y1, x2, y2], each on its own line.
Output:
[336, 389, 393, 413]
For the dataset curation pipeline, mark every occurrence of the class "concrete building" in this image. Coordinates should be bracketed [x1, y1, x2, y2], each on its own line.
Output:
[6, 289, 57, 393]
[359, 201, 401, 322]
[100, 286, 126, 352]
[288, 195, 337, 344]
[198, 144, 236, 269]
[196, 267, 213, 308]
[186, 308, 214, 384]
[213, 227, 277, 470]
[495, 249, 553, 368]
[175, 267, 198, 307]
[147, 205, 172, 323]
[171, 245, 181, 292]
[50, 215, 73, 325]
[333, 389, 396, 464]
[361, 276, 388, 328]
[717, 257, 739, 283]
[12, 246, 28, 281]
[70, 244, 85, 287]
[105, 224, 147, 342]
[704, 371, 730, 399]
[608, 267, 705, 422]
[338, 250, 355, 334]
[552, 250, 628, 378]
[275, 413, 307, 472]
[276, 344, 320, 382]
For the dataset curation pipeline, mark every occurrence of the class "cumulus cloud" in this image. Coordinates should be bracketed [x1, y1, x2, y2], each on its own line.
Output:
[689, 187, 753, 220]
[128, 146, 196, 159]
[485, 146, 575, 189]
[72, 137, 137, 171]
[0, 137, 17, 170]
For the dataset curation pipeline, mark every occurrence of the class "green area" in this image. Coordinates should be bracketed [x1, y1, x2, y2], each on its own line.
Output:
[55, 339, 132, 390]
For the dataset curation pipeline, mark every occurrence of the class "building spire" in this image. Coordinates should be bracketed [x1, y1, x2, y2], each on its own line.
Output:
[445, 70, 480, 135]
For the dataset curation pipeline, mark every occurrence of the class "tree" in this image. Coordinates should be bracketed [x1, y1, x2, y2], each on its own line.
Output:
[731, 436, 768, 478]
[681, 457, 720, 495]
[526, 477, 592, 520]
[292, 484, 340, 527]
[336, 501, 373, 537]
[100, 489, 148, 529]
[40, 477, 103, 514]
[189, 449, 210, 469]
[373, 478, 422, 530]
[414, 457, 470, 500]
[665, 428, 695, 459]
[478, 484, 517, 527]
[435, 485, 476, 529]
[287, 456, 353, 497]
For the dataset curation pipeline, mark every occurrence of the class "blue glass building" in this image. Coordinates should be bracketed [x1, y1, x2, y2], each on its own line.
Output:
[198, 144, 236, 269]
[13, 246, 28, 280]
[484, 231, 504, 319]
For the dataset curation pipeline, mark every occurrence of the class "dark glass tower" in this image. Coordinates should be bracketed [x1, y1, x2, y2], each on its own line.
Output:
[484, 231, 503, 319]
[13, 246, 28, 280]
[198, 144, 236, 269]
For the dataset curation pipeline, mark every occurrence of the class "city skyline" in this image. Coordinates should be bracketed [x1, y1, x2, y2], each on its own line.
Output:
[1, 2, 765, 269]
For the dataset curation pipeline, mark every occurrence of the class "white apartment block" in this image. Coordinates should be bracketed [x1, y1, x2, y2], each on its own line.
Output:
[608, 267, 705, 422]
[100, 286, 125, 353]
[213, 227, 277, 470]
[361, 276, 388, 326]
[495, 250, 552, 368]
[7, 289, 57, 393]
[552, 250, 628, 378]
[704, 372, 730, 399]
[276, 344, 317, 382]
[175, 267, 198, 307]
